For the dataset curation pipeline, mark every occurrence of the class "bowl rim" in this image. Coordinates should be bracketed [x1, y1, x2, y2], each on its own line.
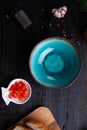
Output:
[29, 37, 81, 89]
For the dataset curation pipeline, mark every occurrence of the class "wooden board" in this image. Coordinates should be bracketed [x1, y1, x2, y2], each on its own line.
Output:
[8, 106, 61, 130]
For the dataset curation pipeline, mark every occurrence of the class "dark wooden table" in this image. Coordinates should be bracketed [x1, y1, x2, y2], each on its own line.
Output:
[0, 0, 87, 130]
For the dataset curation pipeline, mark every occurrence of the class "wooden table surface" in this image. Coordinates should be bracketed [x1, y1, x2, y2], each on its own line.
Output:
[0, 0, 87, 130]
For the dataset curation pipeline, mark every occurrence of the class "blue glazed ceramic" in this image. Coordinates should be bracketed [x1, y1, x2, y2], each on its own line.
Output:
[29, 37, 81, 88]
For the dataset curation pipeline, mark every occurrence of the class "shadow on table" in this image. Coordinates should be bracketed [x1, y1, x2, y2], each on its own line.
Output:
[80, 127, 87, 130]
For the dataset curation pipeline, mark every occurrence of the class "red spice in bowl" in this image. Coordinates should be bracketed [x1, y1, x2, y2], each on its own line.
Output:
[8, 80, 30, 102]
[1, 79, 32, 105]
[7, 78, 32, 104]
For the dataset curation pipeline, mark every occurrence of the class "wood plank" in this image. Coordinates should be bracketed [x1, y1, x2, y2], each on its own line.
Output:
[8, 106, 61, 130]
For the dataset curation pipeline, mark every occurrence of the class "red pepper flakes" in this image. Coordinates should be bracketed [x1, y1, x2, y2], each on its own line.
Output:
[8, 81, 30, 101]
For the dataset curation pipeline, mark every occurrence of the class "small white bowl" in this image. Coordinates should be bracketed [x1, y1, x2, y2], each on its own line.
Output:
[1, 78, 32, 105]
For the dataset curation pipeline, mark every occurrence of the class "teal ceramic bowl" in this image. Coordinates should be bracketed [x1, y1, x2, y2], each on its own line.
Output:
[29, 37, 81, 88]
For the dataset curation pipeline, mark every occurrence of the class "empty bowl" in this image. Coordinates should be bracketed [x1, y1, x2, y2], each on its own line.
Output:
[29, 37, 81, 88]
